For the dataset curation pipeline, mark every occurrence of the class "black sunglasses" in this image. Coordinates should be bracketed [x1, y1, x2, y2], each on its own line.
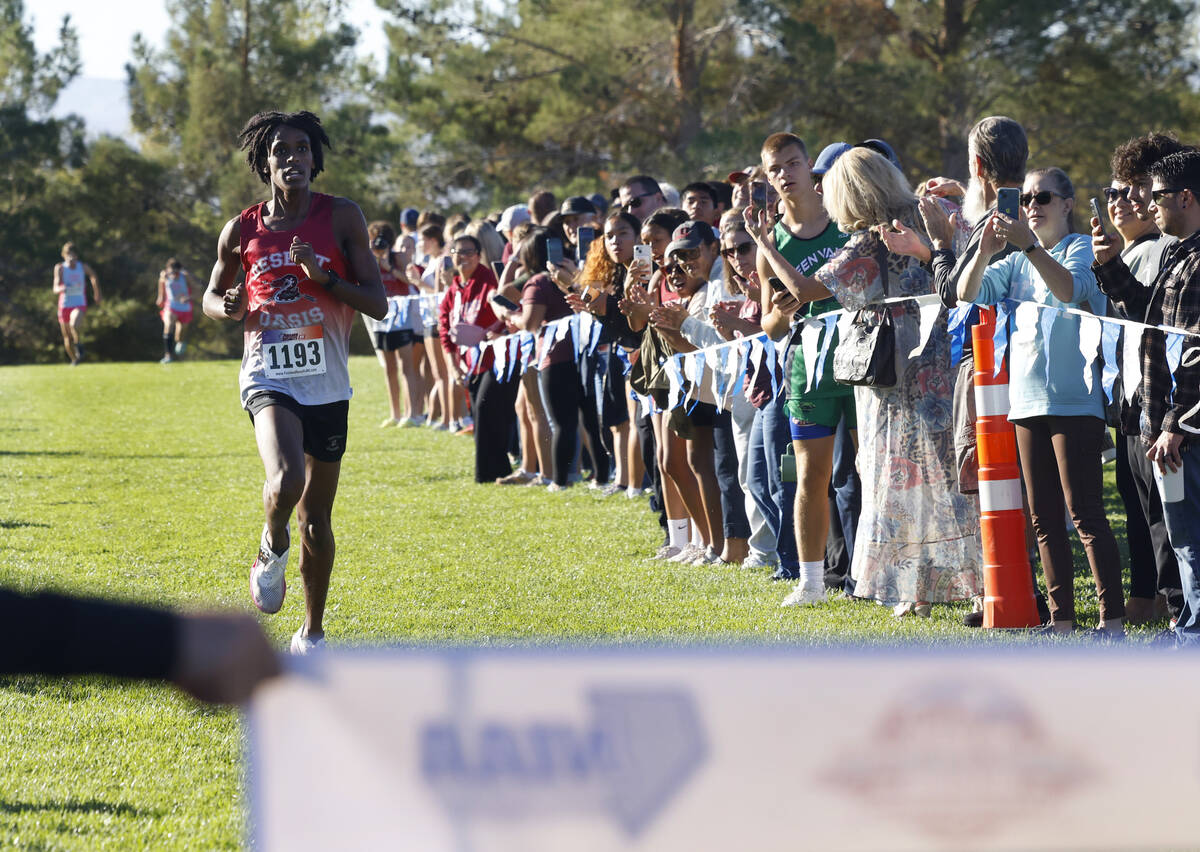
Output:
[623, 192, 657, 211]
[721, 242, 755, 259]
[1020, 190, 1064, 207]
[1103, 186, 1131, 203]
[1151, 187, 1188, 204]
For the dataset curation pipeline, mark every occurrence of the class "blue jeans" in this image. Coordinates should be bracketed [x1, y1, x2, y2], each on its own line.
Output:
[747, 392, 799, 571]
[830, 415, 861, 594]
[1164, 444, 1200, 646]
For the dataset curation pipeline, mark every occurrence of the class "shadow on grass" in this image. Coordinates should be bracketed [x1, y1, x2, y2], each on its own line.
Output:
[0, 799, 159, 818]
[0, 450, 82, 458]
[0, 520, 50, 529]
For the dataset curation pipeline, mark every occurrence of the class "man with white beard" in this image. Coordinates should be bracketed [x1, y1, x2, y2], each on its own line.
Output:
[918, 116, 1050, 628]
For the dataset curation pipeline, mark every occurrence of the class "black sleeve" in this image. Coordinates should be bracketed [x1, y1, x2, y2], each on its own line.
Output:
[931, 249, 959, 308]
[1093, 256, 1147, 321]
[0, 589, 180, 680]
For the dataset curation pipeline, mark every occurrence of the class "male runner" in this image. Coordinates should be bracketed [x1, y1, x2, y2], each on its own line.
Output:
[52, 242, 101, 364]
[156, 258, 195, 362]
[203, 110, 385, 654]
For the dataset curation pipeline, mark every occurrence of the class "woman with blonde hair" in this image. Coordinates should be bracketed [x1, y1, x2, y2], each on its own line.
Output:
[746, 147, 982, 615]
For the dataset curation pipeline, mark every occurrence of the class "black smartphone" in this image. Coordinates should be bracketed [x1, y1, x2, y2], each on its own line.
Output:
[490, 292, 520, 312]
[750, 180, 767, 214]
[768, 276, 788, 293]
[997, 187, 1020, 222]
[1090, 197, 1112, 235]
[442, 255, 453, 270]
[576, 226, 595, 263]
[546, 237, 564, 266]
[490, 261, 505, 279]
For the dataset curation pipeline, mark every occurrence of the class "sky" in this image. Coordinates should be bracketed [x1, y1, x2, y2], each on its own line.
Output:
[30, 0, 389, 81]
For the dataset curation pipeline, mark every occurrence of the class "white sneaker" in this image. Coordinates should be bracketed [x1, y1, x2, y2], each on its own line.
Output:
[691, 546, 722, 566]
[380, 416, 400, 428]
[525, 474, 550, 487]
[742, 552, 778, 570]
[653, 544, 682, 560]
[250, 526, 287, 614]
[781, 582, 826, 608]
[290, 627, 326, 655]
[625, 486, 641, 499]
[668, 544, 703, 563]
[174, 341, 186, 356]
[600, 482, 625, 497]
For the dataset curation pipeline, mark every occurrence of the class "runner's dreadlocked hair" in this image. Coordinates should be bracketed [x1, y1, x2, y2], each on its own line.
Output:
[237, 110, 331, 185]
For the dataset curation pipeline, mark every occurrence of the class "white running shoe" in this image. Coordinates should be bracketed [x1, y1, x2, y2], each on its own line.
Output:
[380, 416, 400, 428]
[174, 341, 187, 356]
[250, 526, 287, 614]
[625, 486, 641, 499]
[653, 544, 682, 560]
[741, 552, 778, 570]
[781, 582, 826, 608]
[691, 546, 722, 566]
[290, 627, 326, 655]
[600, 482, 625, 497]
[668, 544, 703, 563]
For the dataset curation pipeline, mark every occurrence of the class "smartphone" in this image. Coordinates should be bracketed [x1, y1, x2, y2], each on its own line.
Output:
[546, 237, 563, 266]
[768, 276, 788, 293]
[1090, 197, 1112, 235]
[576, 227, 595, 263]
[490, 261, 505, 279]
[442, 255, 453, 270]
[750, 180, 767, 214]
[632, 244, 652, 265]
[490, 292, 520, 312]
[997, 187, 1020, 222]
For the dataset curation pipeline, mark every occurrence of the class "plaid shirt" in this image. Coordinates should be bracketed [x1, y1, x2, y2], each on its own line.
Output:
[1094, 229, 1200, 443]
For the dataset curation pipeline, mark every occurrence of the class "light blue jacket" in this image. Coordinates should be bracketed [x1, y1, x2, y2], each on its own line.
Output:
[975, 232, 1106, 421]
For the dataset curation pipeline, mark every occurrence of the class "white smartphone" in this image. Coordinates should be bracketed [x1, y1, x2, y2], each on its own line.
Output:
[632, 244, 652, 265]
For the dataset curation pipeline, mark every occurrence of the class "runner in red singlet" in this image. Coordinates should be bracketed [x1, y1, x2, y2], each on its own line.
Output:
[202, 110, 385, 655]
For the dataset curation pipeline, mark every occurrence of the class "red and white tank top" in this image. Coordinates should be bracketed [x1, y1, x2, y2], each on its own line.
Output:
[364, 259, 414, 334]
[237, 193, 356, 407]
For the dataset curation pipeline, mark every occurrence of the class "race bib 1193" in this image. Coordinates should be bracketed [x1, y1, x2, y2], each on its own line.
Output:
[262, 325, 326, 378]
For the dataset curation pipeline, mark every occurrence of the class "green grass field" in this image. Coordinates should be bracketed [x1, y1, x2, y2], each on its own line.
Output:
[0, 357, 1162, 848]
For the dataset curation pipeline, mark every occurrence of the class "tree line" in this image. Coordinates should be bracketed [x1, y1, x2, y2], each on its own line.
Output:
[2, 0, 1198, 363]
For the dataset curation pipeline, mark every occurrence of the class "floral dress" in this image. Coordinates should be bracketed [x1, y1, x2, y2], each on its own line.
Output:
[814, 227, 982, 604]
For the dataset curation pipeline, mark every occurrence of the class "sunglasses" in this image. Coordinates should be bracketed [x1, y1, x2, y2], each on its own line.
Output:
[672, 249, 702, 265]
[449, 248, 478, 256]
[1103, 186, 1131, 203]
[721, 242, 755, 259]
[1151, 187, 1188, 204]
[623, 192, 657, 211]
[1020, 190, 1064, 207]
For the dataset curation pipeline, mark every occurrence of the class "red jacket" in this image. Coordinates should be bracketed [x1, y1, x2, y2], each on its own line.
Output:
[437, 263, 501, 374]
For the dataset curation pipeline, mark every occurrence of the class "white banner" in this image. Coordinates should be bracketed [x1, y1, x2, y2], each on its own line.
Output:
[247, 647, 1198, 851]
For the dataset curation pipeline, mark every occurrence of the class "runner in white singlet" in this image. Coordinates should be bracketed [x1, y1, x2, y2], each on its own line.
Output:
[52, 242, 101, 364]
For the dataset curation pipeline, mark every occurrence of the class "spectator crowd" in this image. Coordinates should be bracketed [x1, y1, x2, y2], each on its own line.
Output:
[359, 119, 1200, 645]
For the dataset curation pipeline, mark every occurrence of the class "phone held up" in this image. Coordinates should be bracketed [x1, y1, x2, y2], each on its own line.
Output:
[546, 238, 564, 267]
[1090, 197, 1112, 236]
[489, 292, 521, 312]
[750, 180, 767, 215]
[632, 244, 652, 266]
[576, 227, 595, 264]
[490, 261, 505, 279]
[996, 187, 1020, 222]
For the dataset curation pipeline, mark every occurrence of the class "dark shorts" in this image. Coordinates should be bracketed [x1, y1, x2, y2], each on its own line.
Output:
[372, 329, 415, 351]
[668, 400, 717, 439]
[245, 391, 349, 463]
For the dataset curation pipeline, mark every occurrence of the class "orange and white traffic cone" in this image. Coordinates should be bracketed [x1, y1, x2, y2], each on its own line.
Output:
[972, 306, 1040, 629]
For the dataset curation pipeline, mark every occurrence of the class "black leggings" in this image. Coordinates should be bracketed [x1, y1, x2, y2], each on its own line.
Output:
[539, 359, 610, 486]
[469, 370, 519, 483]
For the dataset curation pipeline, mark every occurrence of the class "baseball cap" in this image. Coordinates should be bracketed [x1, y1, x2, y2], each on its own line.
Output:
[498, 204, 531, 232]
[812, 143, 852, 176]
[856, 138, 902, 170]
[588, 192, 609, 215]
[727, 165, 755, 184]
[401, 207, 419, 228]
[666, 220, 716, 256]
[559, 196, 598, 217]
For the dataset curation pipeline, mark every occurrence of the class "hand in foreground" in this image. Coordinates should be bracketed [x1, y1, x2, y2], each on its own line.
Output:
[917, 195, 957, 251]
[1091, 216, 1122, 265]
[989, 211, 1036, 254]
[876, 220, 930, 262]
[921, 177, 967, 198]
[769, 288, 801, 318]
[290, 236, 325, 284]
[1147, 431, 1184, 474]
[649, 302, 688, 332]
[170, 612, 282, 705]
[223, 283, 248, 320]
[546, 259, 578, 292]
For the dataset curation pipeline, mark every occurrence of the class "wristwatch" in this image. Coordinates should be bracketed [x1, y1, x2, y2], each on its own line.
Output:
[321, 268, 341, 290]
[1023, 242, 1038, 254]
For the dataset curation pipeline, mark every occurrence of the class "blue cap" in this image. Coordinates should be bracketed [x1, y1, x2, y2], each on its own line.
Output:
[401, 207, 419, 228]
[856, 138, 902, 170]
[812, 142, 852, 176]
